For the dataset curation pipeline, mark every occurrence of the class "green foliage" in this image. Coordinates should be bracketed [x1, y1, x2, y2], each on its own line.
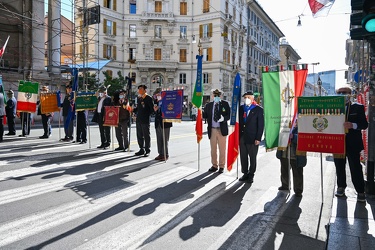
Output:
[102, 70, 127, 96]
[77, 72, 99, 91]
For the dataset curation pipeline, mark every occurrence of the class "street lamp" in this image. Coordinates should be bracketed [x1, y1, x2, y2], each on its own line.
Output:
[317, 76, 322, 96]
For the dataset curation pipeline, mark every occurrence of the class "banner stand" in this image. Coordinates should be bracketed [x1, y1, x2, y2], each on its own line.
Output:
[87, 116, 91, 149]
[162, 121, 166, 163]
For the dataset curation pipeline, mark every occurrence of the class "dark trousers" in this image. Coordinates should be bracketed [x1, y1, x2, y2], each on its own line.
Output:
[136, 122, 151, 152]
[280, 158, 303, 194]
[63, 116, 73, 139]
[239, 137, 259, 179]
[76, 115, 87, 142]
[20, 113, 31, 136]
[155, 125, 170, 156]
[334, 152, 365, 193]
[98, 114, 110, 145]
[41, 114, 52, 136]
[115, 120, 129, 149]
[6, 115, 15, 134]
[0, 116, 3, 141]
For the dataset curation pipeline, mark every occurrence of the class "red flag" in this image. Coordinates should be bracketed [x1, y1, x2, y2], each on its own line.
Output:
[195, 109, 203, 143]
[0, 36, 10, 58]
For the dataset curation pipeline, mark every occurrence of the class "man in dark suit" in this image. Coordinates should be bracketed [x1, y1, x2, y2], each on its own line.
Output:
[5, 89, 17, 135]
[94, 85, 112, 149]
[239, 91, 264, 183]
[334, 87, 368, 202]
[0, 86, 5, 142]
[203, 89, 230, 173]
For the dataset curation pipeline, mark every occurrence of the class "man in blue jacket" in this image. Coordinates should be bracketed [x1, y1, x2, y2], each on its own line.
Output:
[239, 91, 264, 183]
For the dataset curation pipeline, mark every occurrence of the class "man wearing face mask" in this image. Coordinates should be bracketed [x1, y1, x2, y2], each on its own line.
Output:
[238, 91, 264, 183]
[114, 89, 131, 151]
[133, 84, 154, 156]
[203, 89, 230, 173]
[153, 88, 172, 161]
[334, 86, 368, 203]
[94, 85, 112, 149]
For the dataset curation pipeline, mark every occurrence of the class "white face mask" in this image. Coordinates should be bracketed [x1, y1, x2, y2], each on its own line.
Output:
[157, 96, 162, 101]
[214, 97, 221, 103]
[119, 95, 124, 99]
[245, 98, 251, 105]
[99, 93, 104, 98]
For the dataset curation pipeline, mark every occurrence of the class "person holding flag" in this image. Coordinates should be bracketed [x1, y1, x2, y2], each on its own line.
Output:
[94, 85, 112, 149]
[238, 91, 264, 183]
[203, 89, 230, 173]
[61, 84, 74, 141]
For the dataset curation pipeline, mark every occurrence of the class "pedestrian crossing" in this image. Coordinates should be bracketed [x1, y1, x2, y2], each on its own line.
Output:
[0, 135, 334, 249]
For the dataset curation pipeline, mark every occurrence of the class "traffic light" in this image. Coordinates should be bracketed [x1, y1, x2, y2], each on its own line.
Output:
[362, 0, 375, 32]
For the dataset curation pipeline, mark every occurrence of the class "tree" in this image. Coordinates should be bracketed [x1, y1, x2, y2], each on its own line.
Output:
[102, 70, 127, 96]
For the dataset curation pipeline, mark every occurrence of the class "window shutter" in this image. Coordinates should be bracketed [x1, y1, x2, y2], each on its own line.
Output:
[208, 23, 213, 37]
[80, 20, 83, 34]
[103, 19, 107, 34]
[208, 47, 212, 61]
[208, 73, 212, 84]
[104, 0, 108, 7]
[113, 46, 117, 60]
[113, 22, 117, 36]
[103, 44, 107, 58]
[199, 25, 203, 38]
[113, 0, 117, 11]
[227, 50, 230, 63]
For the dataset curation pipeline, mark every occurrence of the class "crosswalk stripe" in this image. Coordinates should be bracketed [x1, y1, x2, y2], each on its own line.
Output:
[0, 166, 195, 247]
[75, 175, 238, 250]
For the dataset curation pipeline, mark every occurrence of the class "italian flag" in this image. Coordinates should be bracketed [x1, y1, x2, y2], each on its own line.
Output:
[297, 96, 346, 154]
[17, 81, 39, 113]
[262, 66, 308, 150]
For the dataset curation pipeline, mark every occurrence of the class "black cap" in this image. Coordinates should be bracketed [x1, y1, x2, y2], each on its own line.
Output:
[153, 87, 162, 95]
[242, 91, 254, 97]
[212, 89, 222, 96]
[138, 84, 147, 90]
[98, 85, 107, 92]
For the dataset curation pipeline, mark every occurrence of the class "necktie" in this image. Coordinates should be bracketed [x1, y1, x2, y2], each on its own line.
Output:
[214, 103, 220, 122]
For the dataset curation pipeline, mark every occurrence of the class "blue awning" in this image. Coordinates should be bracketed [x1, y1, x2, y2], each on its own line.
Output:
[69, 59, 111, 71]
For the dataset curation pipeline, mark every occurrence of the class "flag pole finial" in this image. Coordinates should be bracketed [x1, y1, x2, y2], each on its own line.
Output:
[198, 39, 202, 56]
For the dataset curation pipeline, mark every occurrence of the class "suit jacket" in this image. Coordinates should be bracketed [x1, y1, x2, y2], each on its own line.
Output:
[5, 97, 16, 117]
[134, 94, 154, 124]
[203, 100, 230, 139]
[346, 102, 368, 153]
[239, 104, 264, 144]
[93, 95, 112, 123]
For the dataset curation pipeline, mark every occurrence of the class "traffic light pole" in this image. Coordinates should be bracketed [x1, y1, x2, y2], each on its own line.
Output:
[366, 39, 375, 196]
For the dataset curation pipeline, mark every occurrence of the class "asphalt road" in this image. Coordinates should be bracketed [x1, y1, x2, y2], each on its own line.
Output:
[0, 121, 336, 249]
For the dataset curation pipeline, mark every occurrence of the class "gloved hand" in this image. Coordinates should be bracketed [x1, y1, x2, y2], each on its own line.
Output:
[218, 115, 224, 122]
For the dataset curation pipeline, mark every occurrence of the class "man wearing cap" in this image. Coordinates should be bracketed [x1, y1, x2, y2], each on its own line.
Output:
[61, 84, 74, 141]
[134, 84, 154, 156]
[238, 91, 264, 183]
[38, 86, 53, 139]
[94, 85, 112, 149]
[153, 87, 172, 161]
[203, 89, 230, 173]
[113, 89, 131, 151]
[5, 89, 17, 135]
[334, 86, 368, 202]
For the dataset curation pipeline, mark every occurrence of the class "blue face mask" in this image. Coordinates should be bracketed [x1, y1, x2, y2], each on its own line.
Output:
[119, 95, 124, 99]
[214, 97, 221, 103]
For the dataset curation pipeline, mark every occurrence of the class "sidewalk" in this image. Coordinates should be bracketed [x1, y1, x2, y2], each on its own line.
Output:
[327, 158, 375, 249]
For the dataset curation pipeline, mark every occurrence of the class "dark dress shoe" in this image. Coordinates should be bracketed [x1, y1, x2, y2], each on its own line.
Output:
[39, 135, 49, 139]
[278, 186, 289, 191]
[115, 147, 124, 151]
[154, 155, 163, 160]
[135, 150, 145, 156]
[208, 167, 218, 172]
[97, 145, 105, 149]
[218, 168, 224, 174]
[5, 133, 15, 136]
[80, 140, 87, 144]
[239, 174, 249, 181]
[104, 142, 110, 147]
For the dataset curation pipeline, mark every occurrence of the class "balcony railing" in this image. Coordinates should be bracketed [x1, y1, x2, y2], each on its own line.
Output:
[141, 11, 174, 22]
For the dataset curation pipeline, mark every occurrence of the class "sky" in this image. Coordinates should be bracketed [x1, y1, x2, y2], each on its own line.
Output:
[256, 0, 351, 87]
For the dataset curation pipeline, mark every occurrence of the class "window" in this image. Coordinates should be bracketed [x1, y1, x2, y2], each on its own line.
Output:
[179, 73, 186, 84]
[130, 0, 136, 14]
[179, 49, 187, 62]
[103, 44, 117, 60]
[155, 25, 162, 38]
[199, 23, 212, 38]
[155, 1, 162, 12]
[104, 0, 117, 11]
[203, 73, 211, 84]
[103, 19, 116, 36]
[106, 70, 113, 78]
[203, 0, 210, 13]
[129, 48, 136, 61]
[180, 26, 187, 39]
[202, 48, 212, 61]
[129, 24, 136, 38]
[180, 2, 187, 15]
[154, 48, 162, 60]
[223, 49, 230, 64]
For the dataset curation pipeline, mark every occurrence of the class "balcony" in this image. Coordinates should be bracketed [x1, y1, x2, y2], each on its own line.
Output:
[141, 11, 175, 22]
[240, 25, 247, 34]
[225, 14, 233, 25]
[137, 60, 178, 71]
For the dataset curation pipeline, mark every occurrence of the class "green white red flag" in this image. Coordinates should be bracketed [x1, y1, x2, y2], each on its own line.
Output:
[262, 65, 308, 150]
[297, 96, 346, 154]
[192, 55, 203, 143]
[17, 81, 39, 113]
